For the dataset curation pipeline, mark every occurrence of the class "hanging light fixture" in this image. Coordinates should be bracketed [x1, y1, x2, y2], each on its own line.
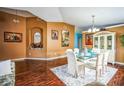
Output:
[13, 10, 20, 23]
[88, 15, 99, 32]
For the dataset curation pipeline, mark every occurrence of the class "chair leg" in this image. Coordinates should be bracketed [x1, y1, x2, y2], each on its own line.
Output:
[96, 69, 102, 81]
[105, 65, 107, 72]
[96, 70, 98, 82]
[99, 69, 102, 77]
[79, 65, 85, 78]
[102, 65, 107, 74]
[102, 65, 105, 74]
[83, 66, 85, 75]
[82, 66, 85, 78]
[74, 71, 78, 78]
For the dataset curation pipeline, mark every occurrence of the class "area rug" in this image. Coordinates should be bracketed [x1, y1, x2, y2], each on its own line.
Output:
[50, 65, 118, 86]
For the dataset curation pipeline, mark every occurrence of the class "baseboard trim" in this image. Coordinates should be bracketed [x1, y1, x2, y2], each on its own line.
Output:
[11, 58, 25, 62]
[11, 57, 124, 66]
[46, 55, 66, 61]
[115, 62, 124, 65]
[11, 55, 67, 62]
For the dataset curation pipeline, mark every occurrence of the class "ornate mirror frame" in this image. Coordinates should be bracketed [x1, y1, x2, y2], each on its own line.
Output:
[29, 27, 43, 49]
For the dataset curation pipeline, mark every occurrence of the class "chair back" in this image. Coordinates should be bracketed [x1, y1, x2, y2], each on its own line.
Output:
[96, 53, 104, 67]
[66, 50, 77, 76]
[74, 48, 79, 54]
[66, 49, 73, 52]
[103, 51, 110, 65]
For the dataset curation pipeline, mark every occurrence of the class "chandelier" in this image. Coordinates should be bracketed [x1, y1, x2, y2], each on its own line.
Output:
[13, 10, 20, 23]
[88, 15, 99, 32]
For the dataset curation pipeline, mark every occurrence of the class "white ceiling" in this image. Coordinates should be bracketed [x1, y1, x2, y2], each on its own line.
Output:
[0, 7, 34, 17]
[1, 7, 124, 30]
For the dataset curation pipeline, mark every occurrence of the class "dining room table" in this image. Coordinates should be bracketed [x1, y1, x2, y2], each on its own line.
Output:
[76, 51, 98, 64]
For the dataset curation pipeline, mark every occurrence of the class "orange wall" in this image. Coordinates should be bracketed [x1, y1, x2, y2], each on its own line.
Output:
[26, 17, 47, 58]
[107, 26, 124, 63]
[47, 22, 75, 57]
[0, 11, 26, 60]
[0, 12, 75, 60]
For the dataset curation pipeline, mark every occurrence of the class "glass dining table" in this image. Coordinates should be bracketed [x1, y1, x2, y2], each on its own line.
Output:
[76, 52, 97, 64]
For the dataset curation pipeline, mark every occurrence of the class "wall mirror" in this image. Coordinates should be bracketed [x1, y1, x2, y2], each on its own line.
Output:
[30, 27, 43, 49]
[34, 32, 41, 43]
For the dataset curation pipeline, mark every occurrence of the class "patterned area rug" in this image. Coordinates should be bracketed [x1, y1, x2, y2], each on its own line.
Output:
[51, 65, 118, 86]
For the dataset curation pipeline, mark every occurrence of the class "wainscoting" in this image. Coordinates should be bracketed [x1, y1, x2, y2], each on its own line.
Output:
[15, 58, 124, 86]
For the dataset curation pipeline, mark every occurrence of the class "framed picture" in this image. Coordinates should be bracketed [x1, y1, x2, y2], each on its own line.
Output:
[4, 32, 22, 42]
[85, 33, 93, 45]
[51, 30, 58, 40]
[61, 30, 69, 47]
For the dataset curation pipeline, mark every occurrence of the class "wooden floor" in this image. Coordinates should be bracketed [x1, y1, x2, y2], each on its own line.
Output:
[15, 58, 124, 86]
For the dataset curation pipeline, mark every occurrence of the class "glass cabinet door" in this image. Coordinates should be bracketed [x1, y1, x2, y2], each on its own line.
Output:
[94, 37, 98, 48]
[107, 35, 112, 49]
[100, 36, 104, 49]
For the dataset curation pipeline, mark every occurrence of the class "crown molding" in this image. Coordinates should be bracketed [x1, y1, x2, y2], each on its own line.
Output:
[105, 24, 124, 29]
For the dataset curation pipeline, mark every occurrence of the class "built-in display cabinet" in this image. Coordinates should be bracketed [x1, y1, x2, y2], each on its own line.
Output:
[93, 31, 116, 64]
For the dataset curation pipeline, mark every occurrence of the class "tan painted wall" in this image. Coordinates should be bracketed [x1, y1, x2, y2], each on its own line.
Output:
[0, 12, 75, 60]
[0, 11, 26, 60]
[107, 26, 124, 63]
[47, 22, 75, 57]
[26, 17, 47, 58]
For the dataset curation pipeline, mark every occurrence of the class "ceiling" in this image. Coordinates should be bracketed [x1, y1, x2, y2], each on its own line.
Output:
[1, 7, 124, 30]
[0, 7, 34, 17]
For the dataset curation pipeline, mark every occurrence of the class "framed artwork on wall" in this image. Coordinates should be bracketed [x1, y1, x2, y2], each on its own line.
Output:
[85, 33, 93, 45]
[51, 30, 58, 40]
[4, 32, 22, 42]
[61, 30, 69, 47]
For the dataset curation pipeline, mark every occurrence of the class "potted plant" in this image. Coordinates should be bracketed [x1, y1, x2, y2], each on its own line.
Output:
[120, 34, 124, 47]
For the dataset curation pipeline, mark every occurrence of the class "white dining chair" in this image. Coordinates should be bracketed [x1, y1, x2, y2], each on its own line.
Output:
[66, 50, 85, 78]
[66, 49, 73, 52]
[84, 53, 104, 81]
[74, 48, 79, 54]
[102, 51, 110, 73]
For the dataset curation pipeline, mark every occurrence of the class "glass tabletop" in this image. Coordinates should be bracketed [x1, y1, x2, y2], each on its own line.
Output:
[76, 52, 97, 62]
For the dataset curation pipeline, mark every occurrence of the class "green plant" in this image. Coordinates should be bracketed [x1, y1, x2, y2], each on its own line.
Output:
[120, 35, 124, 47]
